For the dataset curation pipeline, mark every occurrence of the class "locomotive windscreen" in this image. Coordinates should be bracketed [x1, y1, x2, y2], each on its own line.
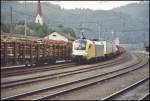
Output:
[74, 39, 86, 50]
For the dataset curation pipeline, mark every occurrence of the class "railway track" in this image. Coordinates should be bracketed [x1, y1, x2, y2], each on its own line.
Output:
[1, 52, 130, 88]
[1, 53, 148, 100]
[100, 77, 149, 100]
[1, 62, 77, 77]
[1, 60, 72, 71]
[1, 54, 122, 78]
[139, 93, 149, 101]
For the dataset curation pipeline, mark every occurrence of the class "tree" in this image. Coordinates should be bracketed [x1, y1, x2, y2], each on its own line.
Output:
[1, 23, 15, 33]
[54, 24, 76, 38]
[1, 21, 51, 37]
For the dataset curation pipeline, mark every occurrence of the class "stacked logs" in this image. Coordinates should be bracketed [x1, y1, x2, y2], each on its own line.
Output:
[1, 36, 37, 66]
[1, 36, 72, 67]
[45, 40, 72, 61]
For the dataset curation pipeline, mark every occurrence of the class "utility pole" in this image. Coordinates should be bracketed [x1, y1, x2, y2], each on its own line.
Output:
[25, 19, 27, 36]
[79, 23, 84, 38]
[97, 22, 101, 40]
[24, 0, 27, 37]
[112, 30, 114, 42]
[10, 6, 12, 34]
[98, 22, 101, 40]
[111, 30, 114, 53]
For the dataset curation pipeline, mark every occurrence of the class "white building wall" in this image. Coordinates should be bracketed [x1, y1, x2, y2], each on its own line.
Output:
[35, 14, 43, 25]
[44, 32, 68, 42]
[114, 37, 120, 45]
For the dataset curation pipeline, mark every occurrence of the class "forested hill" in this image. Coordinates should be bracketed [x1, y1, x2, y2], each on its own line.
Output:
[113, 2, 149, 25]
[1, 1, 149, 44]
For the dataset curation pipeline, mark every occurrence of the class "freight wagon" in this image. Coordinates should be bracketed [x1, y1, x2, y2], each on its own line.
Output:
[1, 36, 72, 67]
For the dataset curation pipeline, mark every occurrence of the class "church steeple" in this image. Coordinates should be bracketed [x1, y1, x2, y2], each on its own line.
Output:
[35, 0, 43, 25]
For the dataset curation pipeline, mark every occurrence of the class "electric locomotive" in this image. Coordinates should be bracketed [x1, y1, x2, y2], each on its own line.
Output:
[72, 38, 118, 63]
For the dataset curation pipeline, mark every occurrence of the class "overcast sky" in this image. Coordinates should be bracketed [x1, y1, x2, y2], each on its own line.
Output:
[18, 1, 141, 10]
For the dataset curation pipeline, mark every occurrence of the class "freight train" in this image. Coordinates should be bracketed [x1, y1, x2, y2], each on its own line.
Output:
[72, 38, 123, 63]
[144, 43, 149, 52]
[145, 45, 149, 52]
[1, 35, 72, 67]
[1, 35, 124, 66]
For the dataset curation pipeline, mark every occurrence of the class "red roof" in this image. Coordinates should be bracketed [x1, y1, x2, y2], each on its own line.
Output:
[36, 0, 42, 17]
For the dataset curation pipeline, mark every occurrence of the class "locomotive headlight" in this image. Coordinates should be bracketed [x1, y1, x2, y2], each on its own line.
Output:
[85, 52, 88, 55]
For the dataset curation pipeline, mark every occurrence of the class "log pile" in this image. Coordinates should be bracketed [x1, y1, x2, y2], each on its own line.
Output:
[1, 36, 72, 67]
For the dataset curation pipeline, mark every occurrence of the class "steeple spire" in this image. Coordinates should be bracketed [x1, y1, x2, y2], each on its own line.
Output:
[36, 0, 42, 17]
[35, 0, 44, 25]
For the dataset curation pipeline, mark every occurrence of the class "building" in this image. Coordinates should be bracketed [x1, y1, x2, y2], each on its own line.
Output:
[44, 32, 76, 42]
[35, 0, 44, 25]
[114, 37, 120, 45]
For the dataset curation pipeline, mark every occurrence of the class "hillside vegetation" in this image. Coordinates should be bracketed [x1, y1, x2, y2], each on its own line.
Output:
[1, 1, 149, 44]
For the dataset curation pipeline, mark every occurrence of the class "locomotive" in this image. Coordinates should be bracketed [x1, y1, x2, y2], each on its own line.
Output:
[72, 38, 121, 63]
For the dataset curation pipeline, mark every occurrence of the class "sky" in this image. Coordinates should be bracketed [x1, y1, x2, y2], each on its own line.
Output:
[18, 1, 141, 10]
[48, 1, 140, 10]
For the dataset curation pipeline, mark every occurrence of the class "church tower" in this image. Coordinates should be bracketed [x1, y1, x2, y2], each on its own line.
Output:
[35, 0, 43, 25]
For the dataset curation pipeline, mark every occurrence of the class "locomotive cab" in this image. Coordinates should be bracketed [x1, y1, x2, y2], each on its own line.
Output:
[72, 39, 95, 63]
[72, 39, 87, 62]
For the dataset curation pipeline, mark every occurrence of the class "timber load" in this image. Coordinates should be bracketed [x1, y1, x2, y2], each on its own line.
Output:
[1, 35, 72, 67]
